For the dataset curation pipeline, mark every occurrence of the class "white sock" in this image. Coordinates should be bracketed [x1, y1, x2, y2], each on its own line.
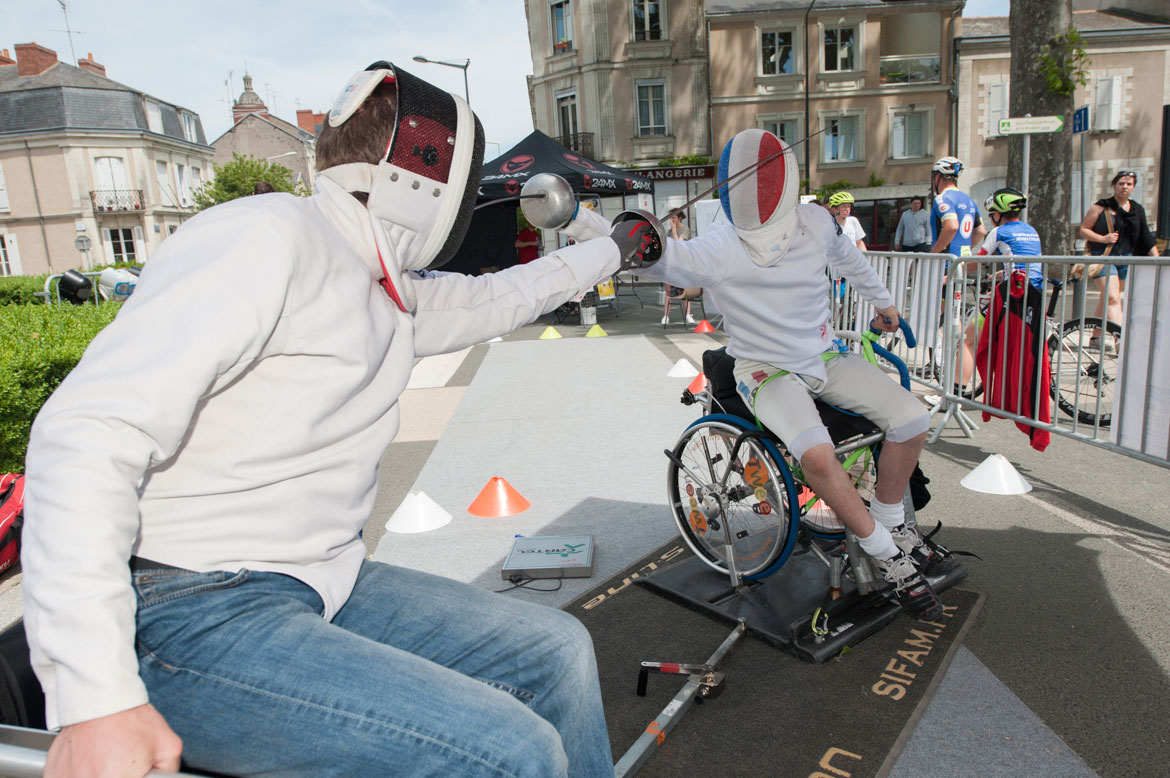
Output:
[857, 521, 899, 560]
[869, 497, 905, 531]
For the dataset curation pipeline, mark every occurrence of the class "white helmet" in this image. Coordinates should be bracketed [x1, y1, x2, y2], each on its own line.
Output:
[931, 156, 963, 178]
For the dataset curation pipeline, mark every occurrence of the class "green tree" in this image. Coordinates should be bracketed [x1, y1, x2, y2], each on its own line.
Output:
[192, 153, 305, 210]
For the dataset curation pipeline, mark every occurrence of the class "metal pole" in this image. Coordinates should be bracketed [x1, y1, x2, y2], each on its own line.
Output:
[1021, 115, 1031, 222]
[462, 66, 469, 105]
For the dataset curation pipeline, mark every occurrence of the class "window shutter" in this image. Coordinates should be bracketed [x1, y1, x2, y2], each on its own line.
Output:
[988, 83, 1008, 136]
[0, 163, 8, 212]
[3, 235, 21, 276]
[892, 114, 906, 159]
[101, 228, 114, 264]
[1093, 76, 1121, 131]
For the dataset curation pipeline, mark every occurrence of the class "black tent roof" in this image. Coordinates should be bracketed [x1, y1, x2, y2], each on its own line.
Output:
[477, 130, 654, 201]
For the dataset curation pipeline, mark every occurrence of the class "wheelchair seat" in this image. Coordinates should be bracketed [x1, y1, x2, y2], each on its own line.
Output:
[700, 348, 880, 445]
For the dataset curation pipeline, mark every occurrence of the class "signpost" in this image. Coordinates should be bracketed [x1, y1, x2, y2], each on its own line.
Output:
[73, 234, 92, 268]
[997, 115, 1067, 218]
[1073, 106, 1090, 228]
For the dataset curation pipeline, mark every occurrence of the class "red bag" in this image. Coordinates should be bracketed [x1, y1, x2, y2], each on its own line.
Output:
[0, 475, 24, 575]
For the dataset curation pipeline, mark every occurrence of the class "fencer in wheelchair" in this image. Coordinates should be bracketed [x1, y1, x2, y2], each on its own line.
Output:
[563, 129, 954, 621]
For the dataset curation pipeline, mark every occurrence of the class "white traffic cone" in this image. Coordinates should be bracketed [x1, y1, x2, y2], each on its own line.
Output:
[667, 358, 699, 378]
[960, 454, 1032, 495]
[386, 491, 454, 534]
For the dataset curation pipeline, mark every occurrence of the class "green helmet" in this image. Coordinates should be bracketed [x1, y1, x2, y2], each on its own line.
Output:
[827, 192, 854, 208]
[984, 186, 1027, 214]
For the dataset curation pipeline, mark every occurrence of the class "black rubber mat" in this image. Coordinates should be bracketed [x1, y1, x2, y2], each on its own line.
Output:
[565, 541, 983, 778]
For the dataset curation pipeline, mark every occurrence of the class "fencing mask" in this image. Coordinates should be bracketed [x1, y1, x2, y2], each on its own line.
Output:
[320, 62, 485, 278]
[717, 129, 799, 267]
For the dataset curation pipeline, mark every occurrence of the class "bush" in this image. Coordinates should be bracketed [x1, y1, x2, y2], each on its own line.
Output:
[0, 303, 122, 472]
[0, 274, 49, 306]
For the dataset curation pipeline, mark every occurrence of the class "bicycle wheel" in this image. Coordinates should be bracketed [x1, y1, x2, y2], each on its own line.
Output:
[1048, 317, 1120, 426]
[667, 417, 799, 578]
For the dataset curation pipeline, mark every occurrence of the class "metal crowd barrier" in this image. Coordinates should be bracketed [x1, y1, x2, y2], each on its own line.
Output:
[0, 724, 199, 777]
[934, 255, 1167, 468]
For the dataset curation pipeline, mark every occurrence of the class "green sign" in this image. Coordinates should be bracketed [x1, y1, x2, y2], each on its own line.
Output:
[998, 116, 1065, 135]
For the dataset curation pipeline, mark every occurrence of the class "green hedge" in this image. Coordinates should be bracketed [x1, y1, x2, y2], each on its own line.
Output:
[0, 303, 122, 473]
[0, 274, 49, 306]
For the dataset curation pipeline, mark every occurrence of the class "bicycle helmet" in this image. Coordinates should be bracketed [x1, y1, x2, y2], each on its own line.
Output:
[931, 156, 963, 178]
[827, 191, 855, 208]
[984, 186, 1027, 214]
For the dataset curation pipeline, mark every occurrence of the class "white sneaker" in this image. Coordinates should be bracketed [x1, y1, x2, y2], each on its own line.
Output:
[685, 315, 697, 325]
[873, 551, 943, 621]
[661, 315, 670, 325]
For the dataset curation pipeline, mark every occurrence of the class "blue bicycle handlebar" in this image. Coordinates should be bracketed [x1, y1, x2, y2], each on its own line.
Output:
[866, 317, 915, 390]
[867, 317, 917, 349]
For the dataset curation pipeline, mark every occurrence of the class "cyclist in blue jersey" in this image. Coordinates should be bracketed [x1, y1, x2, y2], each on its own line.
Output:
[956, 187, 1041, 388]
[928, 157, 985, 262]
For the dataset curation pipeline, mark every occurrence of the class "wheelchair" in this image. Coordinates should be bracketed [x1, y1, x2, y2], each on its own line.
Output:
[649, 321, 966, 661]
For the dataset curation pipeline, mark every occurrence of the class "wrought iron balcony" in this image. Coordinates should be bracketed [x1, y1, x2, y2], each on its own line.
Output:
[90, 189, 144, 213]
[558, 132, 594, 159]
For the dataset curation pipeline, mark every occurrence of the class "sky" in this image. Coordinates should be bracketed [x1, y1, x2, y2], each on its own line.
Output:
[9, 0, 1011, 159]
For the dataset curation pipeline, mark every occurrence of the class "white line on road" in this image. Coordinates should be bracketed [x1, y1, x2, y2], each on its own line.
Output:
[1021, 493, 1170, 576]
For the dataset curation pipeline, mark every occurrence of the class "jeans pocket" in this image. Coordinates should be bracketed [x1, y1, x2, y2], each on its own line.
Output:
[133, 568, 252, 609]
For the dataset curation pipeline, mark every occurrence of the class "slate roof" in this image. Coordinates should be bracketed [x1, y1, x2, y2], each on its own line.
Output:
[0, 60, 208, 146]
[960, 9, 1168, 36]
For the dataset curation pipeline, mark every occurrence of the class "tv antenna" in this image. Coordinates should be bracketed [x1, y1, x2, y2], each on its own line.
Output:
[53, 1, 81, 65]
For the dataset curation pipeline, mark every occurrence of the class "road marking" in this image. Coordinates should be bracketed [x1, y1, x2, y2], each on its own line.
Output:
[1022, 493, 1170, 576]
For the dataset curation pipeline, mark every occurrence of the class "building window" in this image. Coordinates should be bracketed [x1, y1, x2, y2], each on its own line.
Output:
[821, 113, 863, 162]
[181, 113, 198, 142]
[760, 30, 795, 76]
[823, 26, 856, 72]
[176, 164, 192, 206]
[146, 101, 163, 133]
[557, 92, 579, 138]
[105, 227, 137, 263]
[156, 161, 175, 207]
[761, 116, 801, 148]
[0, 234, 19, 276]
[636, 81, 667, 137]
[0, 162, 8, 213]
[890, 108, 931, 160]
[93, 156, 129, 209]
[633, 0, 662, 41]
[551, 1, 573, 53]
[987, 82, 1009, 137]
[879, 13, 940, 85]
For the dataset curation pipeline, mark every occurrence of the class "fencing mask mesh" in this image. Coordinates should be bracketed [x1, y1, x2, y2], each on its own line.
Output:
[717, 129, 799, 266]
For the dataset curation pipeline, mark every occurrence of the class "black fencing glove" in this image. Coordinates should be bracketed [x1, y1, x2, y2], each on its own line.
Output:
[609, 219, 659, 270]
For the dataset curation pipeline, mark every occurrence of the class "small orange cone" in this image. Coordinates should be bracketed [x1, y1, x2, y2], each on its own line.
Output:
[693, 319, 716, 333]
[468, 477, 532, 517]
[687, 372, 708, 394]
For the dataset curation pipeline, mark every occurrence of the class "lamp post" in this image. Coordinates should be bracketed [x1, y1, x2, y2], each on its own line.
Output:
[266, 151, 297, 163]
[411, 55, 471, 104]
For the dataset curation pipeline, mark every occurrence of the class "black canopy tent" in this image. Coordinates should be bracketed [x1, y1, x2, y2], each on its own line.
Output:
[443, 131, 655, 276]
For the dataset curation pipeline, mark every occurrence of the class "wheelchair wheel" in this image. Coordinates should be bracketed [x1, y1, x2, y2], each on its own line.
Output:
[667, 417, 799, 578]
[797, 445, 876, 536]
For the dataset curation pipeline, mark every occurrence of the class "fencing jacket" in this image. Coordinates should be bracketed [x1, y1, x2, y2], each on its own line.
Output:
[573, 204, 893, 382]
[22, 177, 620, 729]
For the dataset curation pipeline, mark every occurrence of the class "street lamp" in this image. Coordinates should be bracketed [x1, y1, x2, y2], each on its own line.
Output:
[412, 55, 470, 104]
[266, 151, 297, 162]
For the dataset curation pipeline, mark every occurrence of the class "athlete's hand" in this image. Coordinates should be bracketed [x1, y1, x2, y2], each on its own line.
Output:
[46, 704, 183, 778]
[874, 306, 901, 333]
[609, 219, 659, 270]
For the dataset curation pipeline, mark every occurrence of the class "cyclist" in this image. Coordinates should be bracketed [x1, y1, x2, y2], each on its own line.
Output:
[563, 129, 946, 621]
[928, 156, 985, 261]
[956, 188, 1042, 388]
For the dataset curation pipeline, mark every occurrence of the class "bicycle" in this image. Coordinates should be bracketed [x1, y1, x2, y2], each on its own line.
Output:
[952, 268, 1120, 427]
[664, 320, 931, 590]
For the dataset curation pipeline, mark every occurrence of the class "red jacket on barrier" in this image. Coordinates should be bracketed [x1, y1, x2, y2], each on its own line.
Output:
[975, 271, 1052, 452]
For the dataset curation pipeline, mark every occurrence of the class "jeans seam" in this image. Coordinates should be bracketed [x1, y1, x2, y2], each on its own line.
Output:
[140, 653, 527, 778]
[135, 569, 252, 609]
[475, 677, 536, 705]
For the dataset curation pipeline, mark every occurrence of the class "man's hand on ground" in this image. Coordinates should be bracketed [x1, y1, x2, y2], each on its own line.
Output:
[46, 704, 182, 778]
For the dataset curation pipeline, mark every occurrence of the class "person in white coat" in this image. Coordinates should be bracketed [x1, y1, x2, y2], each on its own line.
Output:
[21, 61, 651, 778]
[564, 129, 947, 621]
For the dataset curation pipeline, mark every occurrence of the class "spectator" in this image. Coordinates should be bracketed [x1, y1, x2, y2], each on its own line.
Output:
[252, 181, 276, 195]
[1078, 169, 1160, 328]
[515, 217, 541, 265]
[828, 192, 866, 250]
[663, 212, 696, 324]
[893, 196, 930, 253]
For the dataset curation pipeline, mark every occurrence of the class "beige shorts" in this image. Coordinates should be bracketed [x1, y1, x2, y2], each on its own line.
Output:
[731, 354, 929, 461]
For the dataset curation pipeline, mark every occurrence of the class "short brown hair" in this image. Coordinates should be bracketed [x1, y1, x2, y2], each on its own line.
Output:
[315, 83, 398, 172]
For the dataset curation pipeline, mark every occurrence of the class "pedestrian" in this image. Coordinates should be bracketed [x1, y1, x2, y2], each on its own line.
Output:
[893, 195, 930, 253]
[515, 216, 541, 264]
[827, 192, 866, 250]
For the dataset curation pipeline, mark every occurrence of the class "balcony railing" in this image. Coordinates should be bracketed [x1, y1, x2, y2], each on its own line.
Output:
[90, 189, 144, 213]
[879, 55, 941, 85]
[558, 132, 594, 159]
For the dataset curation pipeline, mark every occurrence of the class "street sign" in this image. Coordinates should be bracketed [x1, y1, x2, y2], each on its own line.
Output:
[74, 235, 92, 252]
[1072, 106, 1089, 135]
[998, 115, 1064, 135]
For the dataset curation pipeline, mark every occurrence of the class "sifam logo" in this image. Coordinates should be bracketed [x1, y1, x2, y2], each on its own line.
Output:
[501, 154, 534, 174]
[505, 179, 520, 195]
[563, 152, 597, 171]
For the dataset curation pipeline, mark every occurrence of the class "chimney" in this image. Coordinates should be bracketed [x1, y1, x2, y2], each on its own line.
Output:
[296, 109, 327, 136]
[14, 42, 58, 76]
[0, 49, 15, 67]
[78, 52, 107, 77]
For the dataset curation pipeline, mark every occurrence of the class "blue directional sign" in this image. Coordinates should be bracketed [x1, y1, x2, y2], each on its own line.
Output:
[1072, 106, 1089, 135]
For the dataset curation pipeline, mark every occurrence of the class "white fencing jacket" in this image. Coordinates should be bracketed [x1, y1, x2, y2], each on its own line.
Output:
[569, 204, 893, 381]
[22, 176, 619, 729]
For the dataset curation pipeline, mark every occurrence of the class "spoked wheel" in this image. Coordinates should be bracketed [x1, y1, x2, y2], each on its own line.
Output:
[797, 445, 875, 536]
[1048, 317, 1120, 426]
[667, 418, 799, 578]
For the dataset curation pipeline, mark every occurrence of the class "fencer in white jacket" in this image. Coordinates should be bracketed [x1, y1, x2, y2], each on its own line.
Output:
[21, 62, 646, 778]
[565, 129, 945, 623]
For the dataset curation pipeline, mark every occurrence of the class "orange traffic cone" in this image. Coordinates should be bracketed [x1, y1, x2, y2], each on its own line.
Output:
[693, 319, 716, 333]
[468, 477, 532, 518]
[687, 372, 707, 394]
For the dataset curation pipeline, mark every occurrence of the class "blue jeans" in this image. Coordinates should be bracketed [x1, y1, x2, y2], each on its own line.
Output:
[133, 561, 612, 777]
